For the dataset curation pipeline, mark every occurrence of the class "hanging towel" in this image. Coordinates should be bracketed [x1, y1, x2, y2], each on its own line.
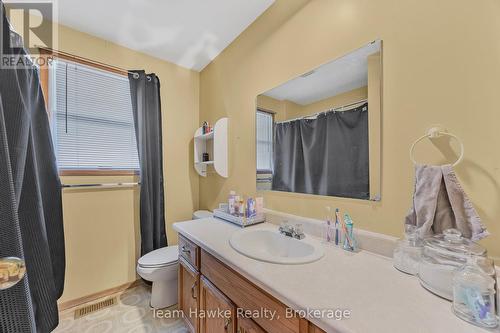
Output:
[405, 164, 489, 241]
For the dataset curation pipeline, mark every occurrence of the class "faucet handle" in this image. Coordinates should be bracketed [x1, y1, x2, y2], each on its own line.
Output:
[279, 220, 291, 234]
[292, 223, 305, 239]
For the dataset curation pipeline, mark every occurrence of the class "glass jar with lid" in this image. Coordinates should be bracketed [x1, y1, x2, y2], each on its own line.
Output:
[418, 228, 493, 300]
[393, 224, 423, 275]
[452, 255, 498, 328]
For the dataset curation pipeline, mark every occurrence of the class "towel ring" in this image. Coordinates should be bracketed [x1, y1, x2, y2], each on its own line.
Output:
[410, 127, 464, 167]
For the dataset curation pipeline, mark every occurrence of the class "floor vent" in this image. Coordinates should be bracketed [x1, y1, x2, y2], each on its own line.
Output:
[74, 297, 117, 319]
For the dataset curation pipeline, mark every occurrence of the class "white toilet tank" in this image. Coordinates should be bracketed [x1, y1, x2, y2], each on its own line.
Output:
[193, 210, 213, 219]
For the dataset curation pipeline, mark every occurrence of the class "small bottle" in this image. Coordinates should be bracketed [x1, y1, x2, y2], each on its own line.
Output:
[234, 195, 241, 216]
[255, 197, 264, 216]
[240, 199, 246, 218]
[452, 256, 498, 328]
[228, 191, 236, 214]
[246, 198, 256, 218]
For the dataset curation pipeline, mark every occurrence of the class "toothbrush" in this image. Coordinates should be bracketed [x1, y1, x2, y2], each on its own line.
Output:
[334, 209, 339, 245]
[326, 207, 332, 242]
[342, 213, 354, 250]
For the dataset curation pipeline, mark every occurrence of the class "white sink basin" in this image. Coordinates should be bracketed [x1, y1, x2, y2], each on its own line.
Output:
[229, 228, 324, 264]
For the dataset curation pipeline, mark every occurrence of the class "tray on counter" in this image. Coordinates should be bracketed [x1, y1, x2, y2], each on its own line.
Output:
[213, 208, 265, 227]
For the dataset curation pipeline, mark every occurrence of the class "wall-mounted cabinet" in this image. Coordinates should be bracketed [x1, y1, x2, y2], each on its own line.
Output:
[194, 117, 228, 178]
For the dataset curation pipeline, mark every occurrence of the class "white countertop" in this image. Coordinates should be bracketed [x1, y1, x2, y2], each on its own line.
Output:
[173, 218, 493, 333]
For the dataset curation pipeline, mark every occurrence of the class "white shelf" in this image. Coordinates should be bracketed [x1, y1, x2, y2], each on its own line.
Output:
[194, 117, 228, 178]
[194, 131, 214, 141]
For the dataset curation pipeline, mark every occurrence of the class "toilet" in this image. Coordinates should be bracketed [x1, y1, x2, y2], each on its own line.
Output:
[136, 245, 178, 309]
[137, 210, 212, 309]
[193, 210, 213, 219]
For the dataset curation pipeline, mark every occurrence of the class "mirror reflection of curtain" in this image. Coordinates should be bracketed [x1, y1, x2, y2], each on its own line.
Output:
[272, 103, 369, 199]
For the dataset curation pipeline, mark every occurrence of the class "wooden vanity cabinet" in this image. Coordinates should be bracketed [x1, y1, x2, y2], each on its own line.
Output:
[237, 317, 266, 333]
[200, 276, 237, 333]
[178, 235, 327, 333]
[179, 257, 200, 333]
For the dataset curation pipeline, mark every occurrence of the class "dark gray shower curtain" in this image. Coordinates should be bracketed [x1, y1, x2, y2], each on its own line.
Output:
[128, 71, 167, 255]
[272, 103, 369, 199]
[0, 3, 65, 333]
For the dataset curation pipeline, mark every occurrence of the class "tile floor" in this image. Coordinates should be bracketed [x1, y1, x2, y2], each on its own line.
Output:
[54, 284, 188, 333]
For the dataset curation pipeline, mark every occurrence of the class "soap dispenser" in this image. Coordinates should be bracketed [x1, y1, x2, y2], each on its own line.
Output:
[393, 224, 423, 275]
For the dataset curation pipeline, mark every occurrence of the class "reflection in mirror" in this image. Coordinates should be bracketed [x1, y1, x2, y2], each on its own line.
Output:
[256, 40, 382, 200]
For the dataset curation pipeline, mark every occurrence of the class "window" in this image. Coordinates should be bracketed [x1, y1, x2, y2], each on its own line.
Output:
[256, 110, 273, 173]
[48, 59, 139, 172]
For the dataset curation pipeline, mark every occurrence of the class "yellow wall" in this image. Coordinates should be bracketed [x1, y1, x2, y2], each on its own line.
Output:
[200, 0, 500, 260]
[256, 94, 286, 121]
[8, 20, 200, 302]
[59, 175, 140, 303]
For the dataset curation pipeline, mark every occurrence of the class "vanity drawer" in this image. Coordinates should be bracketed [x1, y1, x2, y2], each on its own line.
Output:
[201, 250, 301, 333]
[179, 234, 200, 270]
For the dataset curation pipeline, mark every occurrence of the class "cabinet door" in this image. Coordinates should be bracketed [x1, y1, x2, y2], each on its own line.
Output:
[200, 276, 236, 333]
[179, 258, 199, 333]
[237, 317, 265, 333]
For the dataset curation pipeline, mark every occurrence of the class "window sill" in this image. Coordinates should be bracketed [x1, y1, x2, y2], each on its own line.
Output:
[59, 169, 139, 176]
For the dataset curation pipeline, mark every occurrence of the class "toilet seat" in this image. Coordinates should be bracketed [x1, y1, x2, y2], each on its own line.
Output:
[138, 245, 178, 268]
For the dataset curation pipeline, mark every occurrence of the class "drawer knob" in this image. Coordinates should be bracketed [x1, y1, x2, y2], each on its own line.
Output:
[191, 281, 197, 300]
[224, 317, 232, 331]
[0, 257, 26, 290]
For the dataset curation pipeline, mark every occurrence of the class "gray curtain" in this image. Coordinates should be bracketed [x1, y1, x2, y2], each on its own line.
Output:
[0, 3, 65, 332]
[272, 103, 369, 199]
[128, 71, 167, 255]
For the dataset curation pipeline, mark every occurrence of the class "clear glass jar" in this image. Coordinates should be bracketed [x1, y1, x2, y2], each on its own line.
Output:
[393, 225, 423, 275]
[418, 228, 490, 300]
[452, 256, 498, 328]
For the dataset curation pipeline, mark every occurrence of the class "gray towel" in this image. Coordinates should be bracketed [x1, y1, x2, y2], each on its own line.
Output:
[405, 164, 489, 241]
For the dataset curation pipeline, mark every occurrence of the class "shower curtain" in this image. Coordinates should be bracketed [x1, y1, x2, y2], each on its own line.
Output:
[0, 3, 65, 333]
[128, 71, 167, 255]
[272, 103, 369, 199]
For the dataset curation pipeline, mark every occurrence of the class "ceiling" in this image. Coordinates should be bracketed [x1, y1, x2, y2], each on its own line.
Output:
[264, 40, 381, 105]
[54, 0, 274, 71]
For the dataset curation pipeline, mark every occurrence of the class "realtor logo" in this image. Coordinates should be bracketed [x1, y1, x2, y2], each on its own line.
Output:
[1, 0, 56, 68]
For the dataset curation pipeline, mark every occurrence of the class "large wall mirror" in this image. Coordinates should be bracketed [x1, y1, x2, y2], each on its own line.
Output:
[256, 40, 382, 200]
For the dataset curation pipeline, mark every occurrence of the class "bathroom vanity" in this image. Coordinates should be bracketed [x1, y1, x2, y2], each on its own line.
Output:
[177, 233, 323, 333]
[174, 216, 491, 333]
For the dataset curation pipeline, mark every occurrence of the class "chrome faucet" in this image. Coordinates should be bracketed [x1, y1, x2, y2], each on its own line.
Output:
[279, 222, 305, 240]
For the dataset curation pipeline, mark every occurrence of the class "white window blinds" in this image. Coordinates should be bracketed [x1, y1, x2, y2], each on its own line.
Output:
[256, 110, 273, 173]
[49, 59, 139, 170]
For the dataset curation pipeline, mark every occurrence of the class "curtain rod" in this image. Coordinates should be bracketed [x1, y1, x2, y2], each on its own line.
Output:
[36, 46, 142, 79]
[62, 182, 140, 189]
[276, 98, 368, 124]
